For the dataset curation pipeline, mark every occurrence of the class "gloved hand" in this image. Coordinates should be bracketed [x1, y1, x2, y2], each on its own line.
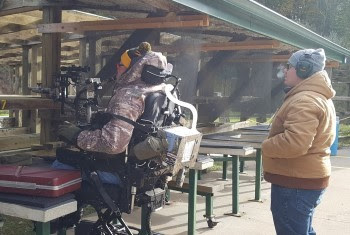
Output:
[58, 122, 82, 146]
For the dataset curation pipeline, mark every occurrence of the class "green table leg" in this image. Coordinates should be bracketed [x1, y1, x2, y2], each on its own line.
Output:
[225, 155, 240, 217]
[35, 222, 50, 235]
[57, 228, 67, 235]
[188, 169, 198, 235]
[204, 194, 218, 228]
[222, 154, 228, 180]
[165, 188, 171, 203]
[198, 170, 202, 180]
[205, 195, 213, 218]
[239, 160, 245, 173]
[255, 149, 262, 201]
[140, 204, 150, 235]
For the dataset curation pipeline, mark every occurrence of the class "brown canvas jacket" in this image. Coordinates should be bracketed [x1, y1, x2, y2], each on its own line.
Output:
[76, 52, 167, 154]
[262, 71, 336, 189]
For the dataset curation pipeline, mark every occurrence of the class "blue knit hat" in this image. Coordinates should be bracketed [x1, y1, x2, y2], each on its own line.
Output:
[288, 48, 326, 75]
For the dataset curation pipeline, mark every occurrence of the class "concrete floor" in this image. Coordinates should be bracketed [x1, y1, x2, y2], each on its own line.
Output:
[72, 148, 350, 235]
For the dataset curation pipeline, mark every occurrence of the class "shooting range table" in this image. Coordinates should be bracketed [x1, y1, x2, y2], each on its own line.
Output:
[199, 135, 263, 217]
[185, 157, 214, 235]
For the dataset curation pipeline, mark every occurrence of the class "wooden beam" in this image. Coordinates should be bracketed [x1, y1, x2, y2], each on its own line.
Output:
[153, 40, 280, 53]
[226, 54, 339, 68]
[0, 23, 22, 34]
[0, 53, 21, 59]
[98, 39, 281, 56]
[38, 15, 210, 33]
[0, 0, 38, 17]
[138, 0, 182, 11]
[0, 29, 38, 44]
[0, 13, 40, 24]
[0, 96, 60, 110]
[326, 61, 340, 68]
[0, 1, 78, 17]
[0, 33, 83, 50]
[0, 134, 39, 151]
[0, 127, 30, 137]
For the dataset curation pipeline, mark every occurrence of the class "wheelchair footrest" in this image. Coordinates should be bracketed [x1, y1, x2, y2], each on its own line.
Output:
[140, 188, 165, 212]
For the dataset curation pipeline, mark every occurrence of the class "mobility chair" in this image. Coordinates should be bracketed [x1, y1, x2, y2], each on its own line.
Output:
[56, 75, 202, 235]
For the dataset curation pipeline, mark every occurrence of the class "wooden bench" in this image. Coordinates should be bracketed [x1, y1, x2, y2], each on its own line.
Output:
[0, 194, 77, 235]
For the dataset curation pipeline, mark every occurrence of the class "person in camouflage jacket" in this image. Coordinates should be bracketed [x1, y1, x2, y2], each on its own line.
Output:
[58, 42, 168, 155]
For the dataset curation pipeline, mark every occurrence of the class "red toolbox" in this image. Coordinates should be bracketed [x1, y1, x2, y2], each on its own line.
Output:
[0, 165, 81, 197]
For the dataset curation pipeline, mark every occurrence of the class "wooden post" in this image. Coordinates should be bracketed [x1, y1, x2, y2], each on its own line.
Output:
[13, 65, 22, 127]
[173, 50, 200, 103]
[96, 38, 102, 75]
[31, 45, 39, 89]
[40, 6, 62, 144]
[237, 63, 251, 121]
[22, 46, 30, 96]
[30, 45, 41, 133]
[22, 45, 31, 129]
[88, 36, 96, 77]
[251, 57, 272, 122]
[37, 46, 42, 83]
[79, 38, 87, 67]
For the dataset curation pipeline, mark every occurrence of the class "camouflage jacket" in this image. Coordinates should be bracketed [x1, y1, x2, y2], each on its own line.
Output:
[77, 52, 168, 154]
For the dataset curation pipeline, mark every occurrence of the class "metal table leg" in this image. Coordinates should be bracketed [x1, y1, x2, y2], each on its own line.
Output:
[225, 155, 240, 217]
[239, 160, 245, 173]
[205, 195, 213, 219]
[35, 222, 50, 235]
[57, 228, 67, 235]
[255, 149, 262, 201]
[188, 169, 198, 235]
[140, 204, 150, 235]
[222, 154, 228, 180]
[204, 194, 218, 228]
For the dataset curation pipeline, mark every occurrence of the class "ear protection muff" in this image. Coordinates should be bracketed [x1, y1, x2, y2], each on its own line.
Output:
[295, 53, 313, 79]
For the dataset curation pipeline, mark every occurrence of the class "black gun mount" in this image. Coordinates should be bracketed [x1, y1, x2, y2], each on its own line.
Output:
[60, 65, 90, 84]
[55, 65, 91, 114]
[29, 65, 101, 117]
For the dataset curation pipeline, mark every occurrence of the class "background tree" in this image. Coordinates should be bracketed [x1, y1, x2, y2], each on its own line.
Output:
[256, 0, 350, 49]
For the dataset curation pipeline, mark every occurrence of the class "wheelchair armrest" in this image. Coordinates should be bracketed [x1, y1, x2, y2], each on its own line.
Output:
[56, 147, 127, 173]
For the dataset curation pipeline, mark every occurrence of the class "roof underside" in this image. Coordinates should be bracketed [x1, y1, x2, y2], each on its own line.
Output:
[171, 0, 350, 63]
[0, 0, 349, 66]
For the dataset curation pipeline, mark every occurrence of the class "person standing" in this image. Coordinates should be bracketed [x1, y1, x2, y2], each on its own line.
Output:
[262, 48, 336, 235]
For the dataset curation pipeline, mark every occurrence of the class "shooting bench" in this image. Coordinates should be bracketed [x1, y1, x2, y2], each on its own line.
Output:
[199, 139, 260, 216]
[0, 193, 77, 235]
[166, 155, 218, 234]
[167, 176, 224, 229]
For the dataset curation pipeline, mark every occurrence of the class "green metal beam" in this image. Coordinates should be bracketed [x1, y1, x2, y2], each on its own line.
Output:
[171, 0, 350, 63]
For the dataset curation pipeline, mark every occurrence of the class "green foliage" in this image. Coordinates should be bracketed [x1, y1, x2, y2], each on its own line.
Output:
[0, 215, 34, 235]
[256, 0, 350, 50]
[339, 123, 350, 136]
[339, 123, 350, 147]
[207, 162, 223, 172]
[0, 110, 9, 116]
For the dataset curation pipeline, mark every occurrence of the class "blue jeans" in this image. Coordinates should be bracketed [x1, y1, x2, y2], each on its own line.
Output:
[51, 160, 123, 186]
[271, 184, 325, 235]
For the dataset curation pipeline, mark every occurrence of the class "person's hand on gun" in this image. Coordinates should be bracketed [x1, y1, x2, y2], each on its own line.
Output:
[58, 121, 82, 146]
